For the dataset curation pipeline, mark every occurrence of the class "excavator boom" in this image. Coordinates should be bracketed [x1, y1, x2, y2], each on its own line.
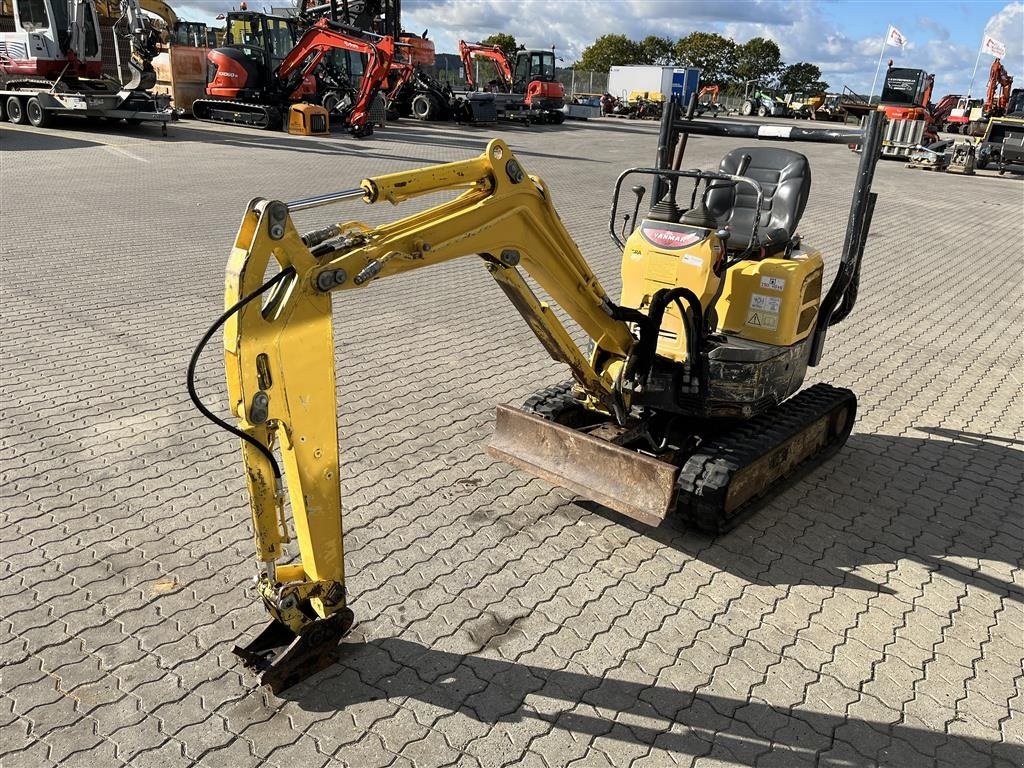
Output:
[275, 20, 394, 132]
[210, 140, 636, 689]
[458, 40, 513, 91]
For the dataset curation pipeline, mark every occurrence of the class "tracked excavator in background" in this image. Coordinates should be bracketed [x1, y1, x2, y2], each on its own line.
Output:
[458, 39, 565, 123]
[188, 101, 884, 692]
[191, 16, 393, 135]
[1, 0, 173, 128]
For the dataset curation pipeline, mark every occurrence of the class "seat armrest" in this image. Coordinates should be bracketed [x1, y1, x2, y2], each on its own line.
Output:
[761, 227, 792, 258]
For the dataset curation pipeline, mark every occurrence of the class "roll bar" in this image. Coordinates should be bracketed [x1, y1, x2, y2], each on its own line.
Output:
[653, 100, 885, 367]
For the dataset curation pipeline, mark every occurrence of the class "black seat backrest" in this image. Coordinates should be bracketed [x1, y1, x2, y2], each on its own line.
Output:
[705, 146, 811, 250]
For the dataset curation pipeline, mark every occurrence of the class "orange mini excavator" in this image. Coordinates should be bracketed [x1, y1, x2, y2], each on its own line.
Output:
[192, 17, 393, 135]
[458, 40, 564, 123]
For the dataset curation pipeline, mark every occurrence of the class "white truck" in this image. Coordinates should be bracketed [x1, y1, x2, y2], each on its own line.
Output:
[0, 0, 174, 130]
[607, 65, 700, 105]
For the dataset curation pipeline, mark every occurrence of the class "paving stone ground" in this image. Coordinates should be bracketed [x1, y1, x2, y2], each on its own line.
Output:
[1, 114, 1022, 768]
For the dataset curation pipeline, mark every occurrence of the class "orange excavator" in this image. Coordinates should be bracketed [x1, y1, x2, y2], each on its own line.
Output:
[983, 58, 1014, 117]
[458, 40, 565, 123]
[192, 17, 393, 135]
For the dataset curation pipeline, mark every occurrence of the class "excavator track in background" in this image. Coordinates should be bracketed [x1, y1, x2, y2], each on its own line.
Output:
[191, 99, 282, 129]
[515, 382, 856, 534]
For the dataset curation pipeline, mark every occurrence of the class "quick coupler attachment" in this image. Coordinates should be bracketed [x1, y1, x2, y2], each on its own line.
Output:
[232, 607, 355, 694]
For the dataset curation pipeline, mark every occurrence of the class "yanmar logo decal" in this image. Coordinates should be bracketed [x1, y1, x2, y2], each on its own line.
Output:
[640, 226, 705, 250]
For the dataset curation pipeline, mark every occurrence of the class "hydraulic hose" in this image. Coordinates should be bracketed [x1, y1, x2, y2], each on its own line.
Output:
[187, 267, 296, 483]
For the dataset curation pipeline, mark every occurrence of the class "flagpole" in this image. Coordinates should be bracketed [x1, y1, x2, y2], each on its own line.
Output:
[966, 46, 984, 99]
[869, 25, 890, 102]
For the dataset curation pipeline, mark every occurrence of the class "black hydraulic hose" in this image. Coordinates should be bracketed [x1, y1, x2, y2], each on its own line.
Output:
[187, 267, 296, 483]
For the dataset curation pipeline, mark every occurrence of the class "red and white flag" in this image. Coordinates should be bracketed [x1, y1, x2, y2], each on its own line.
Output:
[982, 35, 1006, 58]
[886, 25, 908, 48]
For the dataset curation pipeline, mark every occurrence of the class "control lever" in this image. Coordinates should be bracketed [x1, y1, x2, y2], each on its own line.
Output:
[621, 185, 646, 240]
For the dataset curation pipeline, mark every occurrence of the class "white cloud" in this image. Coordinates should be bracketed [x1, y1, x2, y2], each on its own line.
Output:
[983, 1, 1024, 76]
[162, 0, 1024, 98]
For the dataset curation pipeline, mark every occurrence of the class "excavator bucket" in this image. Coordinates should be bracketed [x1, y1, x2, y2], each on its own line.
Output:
[487, 405, 680, 527]
[233, 608, 354, 694]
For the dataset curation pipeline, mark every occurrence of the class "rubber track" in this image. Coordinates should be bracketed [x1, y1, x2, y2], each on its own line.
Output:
[192, 100, 281, 130]
[522, 381, 578, 421]
[676, 382, 856, 534]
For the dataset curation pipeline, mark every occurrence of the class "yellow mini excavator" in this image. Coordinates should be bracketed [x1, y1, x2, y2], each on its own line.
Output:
[188, 102, 884, 692]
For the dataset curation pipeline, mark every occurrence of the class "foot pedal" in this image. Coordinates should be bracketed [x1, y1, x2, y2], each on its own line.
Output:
[233, 607, 355, 693]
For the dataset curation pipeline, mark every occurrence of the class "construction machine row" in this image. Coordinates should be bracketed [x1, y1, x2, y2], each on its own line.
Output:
[1, 0, 570, 136]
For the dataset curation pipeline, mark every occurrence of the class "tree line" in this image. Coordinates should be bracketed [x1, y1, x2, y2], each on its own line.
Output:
[575, 32, 830, 95]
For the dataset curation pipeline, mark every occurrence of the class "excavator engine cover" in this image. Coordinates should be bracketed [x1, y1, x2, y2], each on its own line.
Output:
[288, 103, 329, 135]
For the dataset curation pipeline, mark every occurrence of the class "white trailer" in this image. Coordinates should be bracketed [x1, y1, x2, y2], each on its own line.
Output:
[607, 65, 701, 104]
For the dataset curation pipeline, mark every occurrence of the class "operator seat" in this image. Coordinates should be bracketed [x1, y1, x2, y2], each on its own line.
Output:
[705, 146, 812, 257]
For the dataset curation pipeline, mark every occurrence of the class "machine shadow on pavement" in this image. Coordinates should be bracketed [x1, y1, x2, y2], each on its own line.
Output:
[280, 634, 1021, 767]
[371, 123, 613, 163]
[2, 116, 618, 164]
[269, 427, 1023, 766]
[0, 124, 111, 151]
[0, 119, 470, 165]
[576, 429, 1023, 600]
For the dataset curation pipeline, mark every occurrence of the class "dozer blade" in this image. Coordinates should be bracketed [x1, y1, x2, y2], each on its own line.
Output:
[488, 405, 680, 526]
[232, 607, 354, 694]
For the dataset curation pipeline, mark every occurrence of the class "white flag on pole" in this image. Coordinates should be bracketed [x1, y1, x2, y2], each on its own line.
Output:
[886, 25, 908, 48]
[982, 35, 1006, 58]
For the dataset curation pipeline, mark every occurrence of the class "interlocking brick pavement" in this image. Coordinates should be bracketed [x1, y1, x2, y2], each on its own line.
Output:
[1, 114, 1022, 768]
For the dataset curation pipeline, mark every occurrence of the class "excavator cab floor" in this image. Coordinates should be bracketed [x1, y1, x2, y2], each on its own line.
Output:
[233, 607, 355, 694]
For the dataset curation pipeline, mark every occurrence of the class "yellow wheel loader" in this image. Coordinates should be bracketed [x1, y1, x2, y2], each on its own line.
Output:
[188, 102, 884, 692]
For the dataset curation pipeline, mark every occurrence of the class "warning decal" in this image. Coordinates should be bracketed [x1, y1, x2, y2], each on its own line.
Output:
[750, 293, 782, 313]
[746, 311, 779, 330]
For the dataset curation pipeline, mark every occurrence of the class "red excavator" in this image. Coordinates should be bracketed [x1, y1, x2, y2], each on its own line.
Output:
[458, 40, 564, 123]
[930, 59, 1014, 135]
[192, 16, 393, 135]
[980, 58, 1014, 125]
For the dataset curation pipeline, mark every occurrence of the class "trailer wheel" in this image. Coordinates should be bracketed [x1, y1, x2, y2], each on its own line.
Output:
[6, 96, 26, 124]
[410, 93, 437, 121]
[25, 97, 52, 128]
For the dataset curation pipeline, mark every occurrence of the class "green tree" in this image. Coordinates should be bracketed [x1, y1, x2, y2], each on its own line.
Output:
[577, 34, 643, 72]
[673, 31, 737, 86]
[733, 36, 784, 87]
[779, 62, 829, 94]
[638, 34, 675, 65]
[480, 32, 518, 62]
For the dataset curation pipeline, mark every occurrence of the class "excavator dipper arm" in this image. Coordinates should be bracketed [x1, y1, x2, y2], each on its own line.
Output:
[458, 40, 512, 91]
[276, 20, 394, 132]
[218, 139, 635, 690]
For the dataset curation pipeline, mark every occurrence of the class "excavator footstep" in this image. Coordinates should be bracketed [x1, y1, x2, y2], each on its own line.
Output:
[233, 607, 355, 694]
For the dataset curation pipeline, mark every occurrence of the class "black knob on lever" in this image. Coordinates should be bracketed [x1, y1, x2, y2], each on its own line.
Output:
[630, 184, 646, 233]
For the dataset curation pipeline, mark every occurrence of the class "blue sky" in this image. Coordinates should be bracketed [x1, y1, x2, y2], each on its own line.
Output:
[174, 0, 1023, 95]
